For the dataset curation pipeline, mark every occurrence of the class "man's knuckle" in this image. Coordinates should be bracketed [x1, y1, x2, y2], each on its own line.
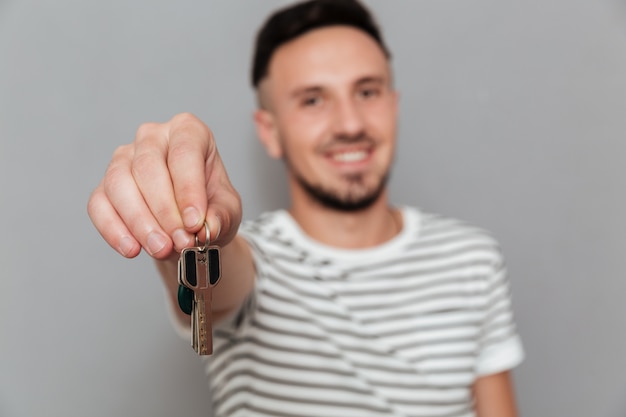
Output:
[135, 122, 159, 141]
[86, 188, 102, 218]
[131, 151, 157, 174]
[167, 142, 190, 162]
[171, 112, 198, 126]
[171, 113, 213, 141]
[103, 167, 125, 197]
[111, 144, 132, 160]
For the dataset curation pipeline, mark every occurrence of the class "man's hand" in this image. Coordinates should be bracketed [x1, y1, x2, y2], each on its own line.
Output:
[88, 113, 242, 259]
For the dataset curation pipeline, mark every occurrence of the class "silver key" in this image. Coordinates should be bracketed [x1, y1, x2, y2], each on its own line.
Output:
[178, 222, 221, 355]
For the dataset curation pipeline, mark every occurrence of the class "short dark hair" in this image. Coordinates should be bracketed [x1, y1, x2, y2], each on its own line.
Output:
[251, 0, 391, 88]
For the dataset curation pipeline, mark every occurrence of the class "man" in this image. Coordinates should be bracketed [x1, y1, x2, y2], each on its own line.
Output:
[88, 0, 524, 416]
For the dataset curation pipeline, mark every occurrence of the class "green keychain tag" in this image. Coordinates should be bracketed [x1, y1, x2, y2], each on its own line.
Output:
[177, 284, 194, 315]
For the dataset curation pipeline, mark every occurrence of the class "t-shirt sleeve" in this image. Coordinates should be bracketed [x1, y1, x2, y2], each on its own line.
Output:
[475, 246, 525, 377]
[210, 224, 266, 334]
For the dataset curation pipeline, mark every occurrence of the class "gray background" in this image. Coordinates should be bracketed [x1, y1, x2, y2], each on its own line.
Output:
[1, 0, 625, 416]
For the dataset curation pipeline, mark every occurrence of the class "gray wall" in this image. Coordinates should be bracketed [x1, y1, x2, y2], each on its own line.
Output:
[1, 1, 625, 416]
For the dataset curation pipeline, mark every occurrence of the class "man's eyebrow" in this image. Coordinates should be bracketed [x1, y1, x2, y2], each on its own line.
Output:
[290, 86, 324, 99]
[355, 75, 386, 86]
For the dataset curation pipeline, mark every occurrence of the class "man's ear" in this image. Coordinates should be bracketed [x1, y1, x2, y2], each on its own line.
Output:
[254, 109, 283, 159]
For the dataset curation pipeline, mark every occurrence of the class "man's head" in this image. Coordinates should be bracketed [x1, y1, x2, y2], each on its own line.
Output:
[251, 0, 390, 90]
[252, 0, 398, 212]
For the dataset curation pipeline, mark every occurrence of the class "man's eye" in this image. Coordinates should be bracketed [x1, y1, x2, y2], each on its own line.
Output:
[302, 96, 322, 107]
[359, 88, 380, 99]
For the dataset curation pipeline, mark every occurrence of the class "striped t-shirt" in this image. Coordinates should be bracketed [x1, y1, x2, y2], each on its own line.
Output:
[204, 207, 524, 417]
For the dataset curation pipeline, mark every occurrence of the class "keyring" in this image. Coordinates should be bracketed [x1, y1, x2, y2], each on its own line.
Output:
[195, 221, 211, 249]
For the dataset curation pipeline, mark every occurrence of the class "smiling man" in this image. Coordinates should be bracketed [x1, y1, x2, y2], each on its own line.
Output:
[254, 23, 400, 246]
[88, 1, 524, 416]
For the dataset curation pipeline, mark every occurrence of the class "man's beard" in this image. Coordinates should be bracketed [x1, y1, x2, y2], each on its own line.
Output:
[291, 168, 390, 212]
[283, 132, 391, 212]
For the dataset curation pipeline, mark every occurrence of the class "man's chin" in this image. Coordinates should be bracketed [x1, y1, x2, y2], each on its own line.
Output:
[298, 179, 388, 212]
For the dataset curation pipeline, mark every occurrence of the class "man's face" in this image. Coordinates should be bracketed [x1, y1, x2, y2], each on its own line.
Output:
[257, 26, 398, 211]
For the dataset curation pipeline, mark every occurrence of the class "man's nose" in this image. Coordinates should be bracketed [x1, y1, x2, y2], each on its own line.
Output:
[332, 97, 366, 138]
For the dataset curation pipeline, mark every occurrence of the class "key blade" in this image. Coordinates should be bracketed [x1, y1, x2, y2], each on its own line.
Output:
[192, 292, 213, 355]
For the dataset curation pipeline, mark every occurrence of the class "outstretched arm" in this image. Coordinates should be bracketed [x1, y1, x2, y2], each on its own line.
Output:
[88, 113, 256, 328]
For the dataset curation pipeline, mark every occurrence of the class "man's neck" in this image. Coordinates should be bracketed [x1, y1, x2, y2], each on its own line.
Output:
[288, 191, 402, 249]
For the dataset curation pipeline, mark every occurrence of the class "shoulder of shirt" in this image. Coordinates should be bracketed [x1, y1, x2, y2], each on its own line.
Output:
[410, 207, 499, 241]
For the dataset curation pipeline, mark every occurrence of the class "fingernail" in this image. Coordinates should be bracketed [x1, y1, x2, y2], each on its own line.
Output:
[119, 236, 135, 257]
[147, 232, 167, 255]
[183, 207, 201, 229]
[172, 228, 191, 250]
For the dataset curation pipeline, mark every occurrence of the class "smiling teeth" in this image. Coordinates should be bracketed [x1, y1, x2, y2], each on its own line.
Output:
[332, 150, 368, 162]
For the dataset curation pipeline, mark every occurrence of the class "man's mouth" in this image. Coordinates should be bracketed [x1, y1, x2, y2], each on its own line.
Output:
[330, 149, 370, 163]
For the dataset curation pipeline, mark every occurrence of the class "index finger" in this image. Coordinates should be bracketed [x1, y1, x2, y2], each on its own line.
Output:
[166, 113, 213, 232]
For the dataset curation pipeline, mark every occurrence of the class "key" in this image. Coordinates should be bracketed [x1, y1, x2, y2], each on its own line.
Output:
[177, 222, 221, 355]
